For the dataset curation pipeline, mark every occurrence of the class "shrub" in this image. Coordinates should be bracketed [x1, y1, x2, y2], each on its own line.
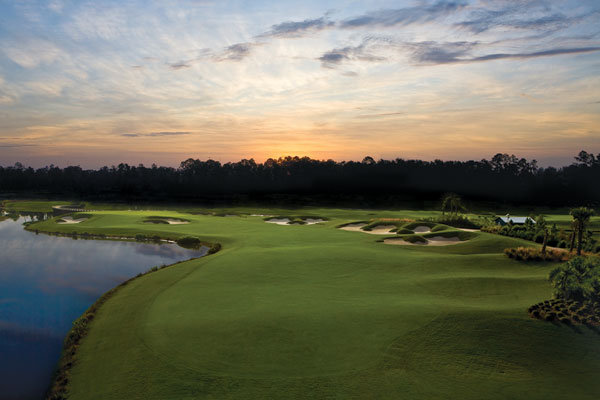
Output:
[504, 247, 570, 262]
[208, 243, 222, 254]
[433, 215, 480, 229]
[549, 257, 600, 302]
[176, 236, 202, 249]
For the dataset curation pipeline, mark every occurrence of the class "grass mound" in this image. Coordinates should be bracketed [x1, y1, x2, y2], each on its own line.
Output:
[403, 234, 428, 244]
[423, 230, 475, 241]
[505, 247, 571, 262]
[336, 221, 369, 228]
[361, 219, 414, 231]
[431, 224, 450, 232]
[403, 221, 437, 231]
[396, 228, 414, 235]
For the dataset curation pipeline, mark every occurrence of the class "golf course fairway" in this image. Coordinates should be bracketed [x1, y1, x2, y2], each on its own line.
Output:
[28, 208, 600, 399]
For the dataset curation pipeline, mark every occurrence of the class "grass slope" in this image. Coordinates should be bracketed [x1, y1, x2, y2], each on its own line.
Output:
[25, 207, 600, 399]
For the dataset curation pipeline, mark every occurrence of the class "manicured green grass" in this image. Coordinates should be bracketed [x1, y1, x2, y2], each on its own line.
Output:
[23, 205, 600, 399]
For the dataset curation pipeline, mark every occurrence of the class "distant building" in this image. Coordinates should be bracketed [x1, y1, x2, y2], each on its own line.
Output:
[495, 214, 536, 226]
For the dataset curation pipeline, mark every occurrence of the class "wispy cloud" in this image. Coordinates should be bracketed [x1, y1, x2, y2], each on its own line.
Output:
[467, 46, 600, 62]
[409, 41, 477, 64]
[455, 1, 596, 34]
[259, 16, 335, 38]
[168, 61, 193, 70]
[409, 40, 600, 65]
[1, 38, 63, 68]
[120, 131, 192, 138]
[318, 38, 388, 68]
[340, 1, 466, 28]
[213, 42, 257, 62]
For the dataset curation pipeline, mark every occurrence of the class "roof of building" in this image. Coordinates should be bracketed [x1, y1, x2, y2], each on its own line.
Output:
[496, 216, 535, 224]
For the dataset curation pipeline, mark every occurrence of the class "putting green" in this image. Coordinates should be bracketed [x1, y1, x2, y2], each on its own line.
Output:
[26, 207, 600, 399]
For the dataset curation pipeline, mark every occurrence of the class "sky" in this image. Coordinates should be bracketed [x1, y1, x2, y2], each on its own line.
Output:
[0, 0, 599, 168]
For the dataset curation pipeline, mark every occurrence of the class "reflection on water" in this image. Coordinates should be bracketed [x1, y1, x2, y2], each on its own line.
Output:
[0, 217, 206, 400]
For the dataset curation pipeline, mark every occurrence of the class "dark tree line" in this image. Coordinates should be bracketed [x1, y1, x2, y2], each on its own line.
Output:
[0, 151, 598, 206]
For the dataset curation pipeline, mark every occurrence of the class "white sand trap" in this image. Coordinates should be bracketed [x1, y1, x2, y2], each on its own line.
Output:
[458, 228, 479, 232]
[266, 218, 291, 225]
[364, 225, 396, 235]
[57, 216, 87, 224]
[165, 219, 189, 225]
[413, 226, 431, 233]
[427, 236, 463, 246]
[250, 214, 274, 217]
[384, 238, 427, 246]
[339, 223, 367, 232]
[304, 218, 324, 225]
[384, 236, 465, 246]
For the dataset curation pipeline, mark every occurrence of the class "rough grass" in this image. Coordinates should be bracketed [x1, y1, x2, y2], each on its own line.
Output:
[17, 205, 600, 400]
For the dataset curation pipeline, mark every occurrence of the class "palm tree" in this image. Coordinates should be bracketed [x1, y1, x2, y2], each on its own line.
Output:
[570, 207, 595, 256]
[541, 227, 548, 255]
[441, 193, 465, 215]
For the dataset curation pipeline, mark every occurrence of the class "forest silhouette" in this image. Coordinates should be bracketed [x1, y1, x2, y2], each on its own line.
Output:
[1, 151, 598, 207]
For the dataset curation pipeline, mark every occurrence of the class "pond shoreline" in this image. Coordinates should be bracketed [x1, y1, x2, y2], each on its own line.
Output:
[45, 246, 221, 400]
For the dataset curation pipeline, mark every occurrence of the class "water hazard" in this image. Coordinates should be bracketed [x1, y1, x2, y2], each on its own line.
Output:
[0, 215, 206, 399]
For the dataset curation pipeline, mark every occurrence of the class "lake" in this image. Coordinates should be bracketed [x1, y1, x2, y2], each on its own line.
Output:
[0, 215, 207, 400]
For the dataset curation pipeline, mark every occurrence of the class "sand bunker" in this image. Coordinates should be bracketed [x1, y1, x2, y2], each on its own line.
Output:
[339, 224, 395, 234]
[427, 236, 462, 245]
[265, 218, 292, 225]
[265, 217, 324, 226]
[57, 216, 87, 224]
[304, 218, 324, 225]
[145, 217, 189, 225]
[384, 236, 465, 246]
[339, 223, 367, 232]
[413, 226, 431, 233]
[458, 228, 479, 232]
[164, 219, 189, 225]
[364, 225, 396, 235]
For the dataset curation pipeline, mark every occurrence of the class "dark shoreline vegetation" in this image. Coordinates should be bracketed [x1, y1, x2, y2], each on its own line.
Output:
[528, 257, 600, 328]
[45, 250, 219, 400]
[1, 151, 599, 207]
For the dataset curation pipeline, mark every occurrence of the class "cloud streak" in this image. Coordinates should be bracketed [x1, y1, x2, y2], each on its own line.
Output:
[410, 42, 600, 64]
[340, 1, 466, 28]
[120, 131, 192, 138]
[259, 16, 335, 38]
[213, 43, 256, 62]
